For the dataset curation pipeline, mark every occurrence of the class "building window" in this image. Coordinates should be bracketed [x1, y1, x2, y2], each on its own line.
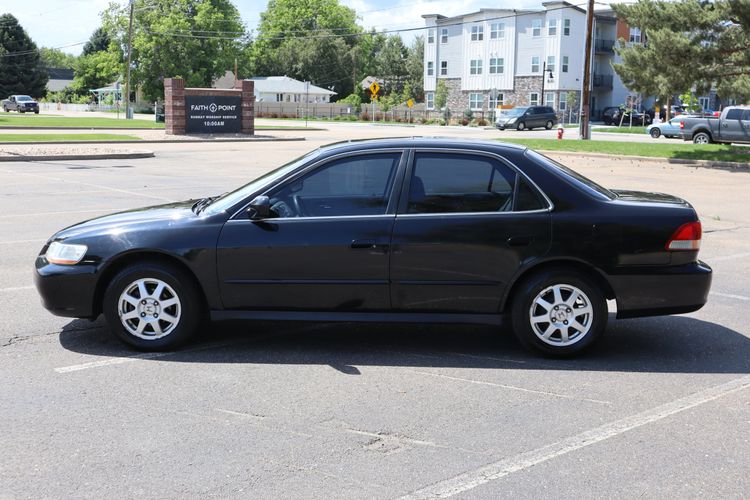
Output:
[547, 55, 555, 72]
[562, 55, 569, 73]
[426, 92, 435, 109]
[532, 19, 542, 37]
[698, 96, 710, 110]
[531, 56, 540, 73]
[548, 19, 557, 36]
[428, 29, 435, 43]
[276, 93, 283, 102]
[530, 92, 539, 106]
[470, 59, 483, 75]
[440, 60, 448, 76]
[471, 25, 484, 41]
[427, 62, 434, 76]
[559, 92, 567, 110]
[489, 57, 504, 74]
[563, 19, 571, 36]
[489, 92, 504, 109]
[629, 27, 642, 43]
[490, 22, 505, 39]
[545, 92, 555, 107]
[470, 93, 484, 110]
[441, 28, 448, 43]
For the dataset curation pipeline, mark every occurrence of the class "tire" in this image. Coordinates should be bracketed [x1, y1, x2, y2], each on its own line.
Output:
[34, 110, 39, 114]
[510, 269, 607, 357]
[516, 121, 525, 131]
[545, 120, 554, 130]
[693, 132, 711, 144]
[19, 110, 24, 114]
[650, 128, 661, 139]
[103, 262, 204, 351]
[3, 107, 8, 112]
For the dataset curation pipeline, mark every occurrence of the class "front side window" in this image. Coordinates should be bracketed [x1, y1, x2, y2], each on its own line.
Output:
[530, 92, 539, 106]
[427, 61, 434, 76]
[268, 153, 401, 218]
[531, 56, 540, 73]
[548, 19, 557, 36]
[491, 22, 505, 39]
[547, 55, 556, 72]
[441, 28, 448, 43]
[428, 29, 435, 43]
[426, 92, 435, 109]
[470, 59, 483, 75]
[407, 153, 517, 214]
[563, 18, 571, 36]
[532, 19, 542, 37]
[489, 57, 504, 74]
[471, 25, 484, 41]
[470, 93, 484, 110]
[440, 60, 448, 75]
[562, 55, 569, 73]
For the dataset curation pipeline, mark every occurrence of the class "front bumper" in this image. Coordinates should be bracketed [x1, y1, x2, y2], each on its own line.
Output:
[34, 256, 98, 318]
[609, 261, 712, 318]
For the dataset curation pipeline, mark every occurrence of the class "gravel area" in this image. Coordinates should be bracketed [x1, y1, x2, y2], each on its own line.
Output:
[0, 144, 150, 157]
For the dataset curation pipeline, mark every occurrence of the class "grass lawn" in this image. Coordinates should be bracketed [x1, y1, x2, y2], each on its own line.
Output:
[0, 134, 142, 142]
[0, 114, 164, 129]
[499, 138, 750, 163]
[592, 126, 648, 134]
[254, 125, 326, 130]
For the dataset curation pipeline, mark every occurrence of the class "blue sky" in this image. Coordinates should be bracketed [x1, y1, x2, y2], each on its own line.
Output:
[5, 0, 621, 55]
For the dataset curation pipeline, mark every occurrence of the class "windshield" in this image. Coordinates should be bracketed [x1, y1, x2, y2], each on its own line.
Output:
[524, 150, 616, 200]
[201, 149, 321, 215]
[16, 95, 32, 101]
[502, 107, 527, 117]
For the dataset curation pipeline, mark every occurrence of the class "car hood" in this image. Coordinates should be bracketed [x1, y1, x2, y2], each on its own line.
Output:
[52, 200, 199, 241]
[611, 189, 691, 207]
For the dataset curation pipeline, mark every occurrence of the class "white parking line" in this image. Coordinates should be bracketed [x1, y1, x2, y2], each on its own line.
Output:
[407, 370, 612, 406]
[399, 373, 750, 499]
[710, 291, 750, 301]
[0, 285, 35, 293]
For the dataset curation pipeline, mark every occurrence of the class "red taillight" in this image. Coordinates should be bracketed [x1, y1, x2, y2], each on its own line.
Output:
[679, 121, 685, 129]
[666, 221, 702, 251]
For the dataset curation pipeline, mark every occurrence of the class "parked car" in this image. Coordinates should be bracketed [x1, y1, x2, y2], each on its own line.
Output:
[658, 105, 687, 121]
[496, 106, 557, 130]
[680, 106, 750, 144]
[646, 117, 685, 139]
[2, 95, 39, 113]
[34, 138, 711, 357]
[602, 106, 652, 126]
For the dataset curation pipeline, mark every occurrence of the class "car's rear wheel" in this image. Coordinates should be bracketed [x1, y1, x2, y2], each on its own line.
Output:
[545, 120, 554, 130]
[650, 128, 661, 138]
[693, 132, 711, 144]
[510, 269, 607, 357]
[516, 121, 525, 131]
[103, 262, 203, 351]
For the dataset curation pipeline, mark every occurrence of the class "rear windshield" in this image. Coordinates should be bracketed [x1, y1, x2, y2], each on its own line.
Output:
[524, 150, 616, 200]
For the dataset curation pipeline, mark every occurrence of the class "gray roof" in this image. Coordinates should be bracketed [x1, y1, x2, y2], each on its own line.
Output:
[247, 76, 336, 96]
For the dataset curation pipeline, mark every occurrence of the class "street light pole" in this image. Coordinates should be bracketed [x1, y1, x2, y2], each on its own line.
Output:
[124, 0, 134, 120]
[540, 62, 553, 105]
[579, 0, 595, 139]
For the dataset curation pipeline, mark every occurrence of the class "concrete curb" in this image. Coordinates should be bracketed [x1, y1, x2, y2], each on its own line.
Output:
[537, 149, 750, 171]
[0, 136, 305, 145]
[0, 126, 325, 132]
[0, 152, 155, 162]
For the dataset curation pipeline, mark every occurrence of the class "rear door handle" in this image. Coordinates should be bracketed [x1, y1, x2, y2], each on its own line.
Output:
[507, 235, 533, 247]
[351, 239, 389, 251]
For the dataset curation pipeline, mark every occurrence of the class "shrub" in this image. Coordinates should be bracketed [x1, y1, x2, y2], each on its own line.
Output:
[360, 111, 370, 121]
[459, 118, 469, 126]
[477, 118, 488, 126]
[463, 109, 473, 120]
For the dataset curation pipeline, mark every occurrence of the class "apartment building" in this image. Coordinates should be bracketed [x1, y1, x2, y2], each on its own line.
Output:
[423, 1, 632, 118]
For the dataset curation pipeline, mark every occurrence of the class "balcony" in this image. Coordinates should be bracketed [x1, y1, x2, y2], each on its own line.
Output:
[593, 74, 614, 89]
[594, 39, 615, 53]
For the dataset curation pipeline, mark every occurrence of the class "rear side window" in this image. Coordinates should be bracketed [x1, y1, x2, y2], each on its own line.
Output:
[407, 153, 516, 213]
[515, 178, 547, 211]
[545, 107, 555, 114]
[742, 110, 750, 120]
[726, 109, 743, 120]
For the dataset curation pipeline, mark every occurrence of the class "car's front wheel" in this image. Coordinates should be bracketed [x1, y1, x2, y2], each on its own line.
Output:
[103, 262, 203, 350]
[510, 269, 607, 357]
[650, 128, 661, 138]
[516, 121, 525, 131]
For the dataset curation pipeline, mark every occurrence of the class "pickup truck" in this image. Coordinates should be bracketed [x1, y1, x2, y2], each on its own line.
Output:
[2, 95, 39, 114]
[680, 106, 750, 144]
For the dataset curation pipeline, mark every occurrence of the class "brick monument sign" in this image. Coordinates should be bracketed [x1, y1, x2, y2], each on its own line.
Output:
[164, 78, 254, 135]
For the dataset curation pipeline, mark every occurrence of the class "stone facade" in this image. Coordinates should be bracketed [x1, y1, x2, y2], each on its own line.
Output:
[164, 78, 255, 135]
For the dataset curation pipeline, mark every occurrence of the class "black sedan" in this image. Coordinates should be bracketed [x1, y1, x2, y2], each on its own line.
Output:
[35, 139, 711, 356]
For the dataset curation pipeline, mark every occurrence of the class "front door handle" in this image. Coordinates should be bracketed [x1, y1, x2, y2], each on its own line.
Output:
[351, 239, 389, 251]
[507, 235, 533, 247]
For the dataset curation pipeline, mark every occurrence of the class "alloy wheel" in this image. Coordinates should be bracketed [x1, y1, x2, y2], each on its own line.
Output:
[528, 284, 593, 347]
[117, 278, 182, 340]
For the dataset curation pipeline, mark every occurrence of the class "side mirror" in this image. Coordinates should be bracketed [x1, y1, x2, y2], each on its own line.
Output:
[247, 195, 270, 220]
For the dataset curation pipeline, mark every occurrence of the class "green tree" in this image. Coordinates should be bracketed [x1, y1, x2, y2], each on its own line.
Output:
[435, 79, 448, 109]
[405, 36, 424, 101]
[375, 35, 408, 94]
[104, 0, 246, 101]
[71, 49, 121, 94]
[39, 47, 77, 69]
[0, 14, 48, 97]
[82, 27, 111, 56]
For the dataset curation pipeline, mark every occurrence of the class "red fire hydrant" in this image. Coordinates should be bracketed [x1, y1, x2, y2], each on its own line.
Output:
[557, 125, 564, 140]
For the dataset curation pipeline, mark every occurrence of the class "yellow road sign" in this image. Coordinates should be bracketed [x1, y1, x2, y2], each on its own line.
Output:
[369, 81, 380, 96]
[406, 98, 414, 108]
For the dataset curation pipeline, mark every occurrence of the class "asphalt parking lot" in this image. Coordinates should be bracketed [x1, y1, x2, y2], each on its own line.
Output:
[1, 132, 749, 498]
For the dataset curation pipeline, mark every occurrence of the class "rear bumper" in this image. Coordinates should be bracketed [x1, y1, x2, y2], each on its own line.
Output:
[34, 256, 98, 318]
[609, 261, 712, 319]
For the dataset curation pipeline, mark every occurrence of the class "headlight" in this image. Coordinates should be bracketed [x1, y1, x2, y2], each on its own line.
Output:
[46, 241, 88, 265]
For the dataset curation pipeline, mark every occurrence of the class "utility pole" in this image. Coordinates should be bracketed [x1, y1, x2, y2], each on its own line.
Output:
[124, 0, 135, 120]
[305, 81, 309, 128]
[541, 62, 546, 105]
[579, 0, 595, 139]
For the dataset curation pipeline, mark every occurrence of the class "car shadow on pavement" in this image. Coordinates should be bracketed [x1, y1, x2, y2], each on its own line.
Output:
[58, 314, 750, 375]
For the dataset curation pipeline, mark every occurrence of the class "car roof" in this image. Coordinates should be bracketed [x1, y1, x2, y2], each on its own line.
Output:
[315, 137, 528, 156]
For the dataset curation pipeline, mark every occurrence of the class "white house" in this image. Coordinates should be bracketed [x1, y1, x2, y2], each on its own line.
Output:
[212, 72, 336, 103]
